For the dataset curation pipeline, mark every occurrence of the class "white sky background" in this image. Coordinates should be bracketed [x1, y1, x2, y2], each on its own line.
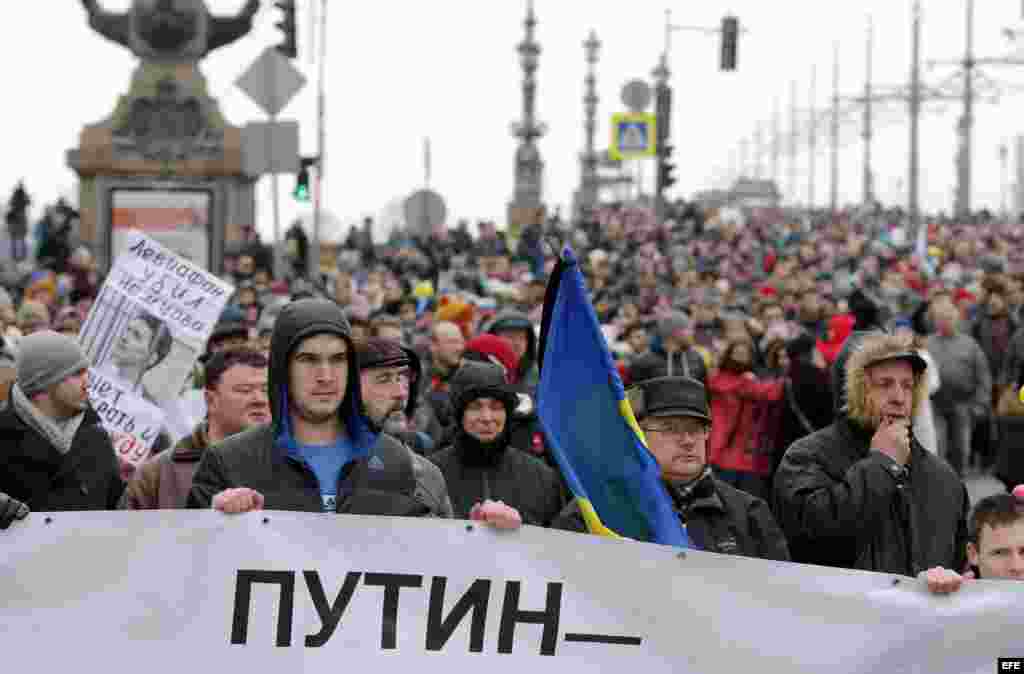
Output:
[2, 0, 1024, 246]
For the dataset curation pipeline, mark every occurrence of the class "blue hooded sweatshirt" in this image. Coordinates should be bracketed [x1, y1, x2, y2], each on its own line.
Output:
[267, 298, 379, 511]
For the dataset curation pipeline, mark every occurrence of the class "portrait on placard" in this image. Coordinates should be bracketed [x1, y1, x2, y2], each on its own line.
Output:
[79, 285, 197, 407]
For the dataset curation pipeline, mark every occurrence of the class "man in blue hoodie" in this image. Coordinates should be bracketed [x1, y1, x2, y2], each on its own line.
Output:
[187, 298, 452, 517]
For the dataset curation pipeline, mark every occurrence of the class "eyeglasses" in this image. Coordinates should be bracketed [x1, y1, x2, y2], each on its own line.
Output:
[641, 421, 708, 438]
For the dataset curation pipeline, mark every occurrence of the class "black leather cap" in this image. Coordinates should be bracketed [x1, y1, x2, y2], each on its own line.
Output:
[627, 376, 711, 424]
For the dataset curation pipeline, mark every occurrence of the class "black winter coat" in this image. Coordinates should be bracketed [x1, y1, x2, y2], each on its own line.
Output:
[0, 403, 124, 511]
[772, 418, 969, 575]
[429, 444, 566, 526]
[773, 361, 834, 477]
[187, 426, 453, 517]
[551, 472, 790, 561]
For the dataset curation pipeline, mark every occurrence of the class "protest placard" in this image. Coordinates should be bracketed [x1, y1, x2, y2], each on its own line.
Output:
[86, 368, 166, 465]
[78, 231, 233, 458]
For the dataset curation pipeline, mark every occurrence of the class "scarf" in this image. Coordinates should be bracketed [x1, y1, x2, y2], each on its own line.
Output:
[11, 383, 86, 455]
[666, 466, 715, 509]
[454, 423, 512, 468]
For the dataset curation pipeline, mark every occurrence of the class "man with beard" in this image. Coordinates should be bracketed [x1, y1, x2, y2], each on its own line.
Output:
[0, 332, 122, 529]
[122, 350, 271, 509]
[773, 331, 969, 575]
[187, 299, 452, 517]
[428, 361, 564, 526]
[355, 337, 443, 458]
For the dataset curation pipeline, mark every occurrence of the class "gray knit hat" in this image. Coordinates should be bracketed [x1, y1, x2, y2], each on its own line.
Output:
[17, 331, 90, 396]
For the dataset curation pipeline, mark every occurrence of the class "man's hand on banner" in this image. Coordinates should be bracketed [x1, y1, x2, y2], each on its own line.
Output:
[919, 566, 974, 595]
[470, 500, 523, 530]
[0, 492, 30, 530]
[212, 488, 265, 514]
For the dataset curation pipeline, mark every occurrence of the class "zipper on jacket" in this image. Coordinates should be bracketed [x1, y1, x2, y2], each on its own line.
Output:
[481, 471, 492, 502]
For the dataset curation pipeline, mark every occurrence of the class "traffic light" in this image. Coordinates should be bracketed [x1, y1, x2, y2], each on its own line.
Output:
[657, 145, 677, 194]
[720, 15, 739, 71]
[274, 0, 297, 59]
[655, 83, 672, 147]
[293, 157, 315, 202]
[285, 222, 309, 278]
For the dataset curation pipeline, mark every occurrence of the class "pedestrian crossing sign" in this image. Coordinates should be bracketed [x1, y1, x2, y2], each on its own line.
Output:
[609, 112, 657, 160]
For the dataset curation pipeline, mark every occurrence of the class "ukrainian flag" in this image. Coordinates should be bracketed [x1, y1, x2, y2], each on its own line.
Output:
[536, 246, 692, 548]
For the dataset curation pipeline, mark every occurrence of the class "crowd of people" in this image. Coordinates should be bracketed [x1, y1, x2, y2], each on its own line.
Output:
[1, 199, 1023, 598]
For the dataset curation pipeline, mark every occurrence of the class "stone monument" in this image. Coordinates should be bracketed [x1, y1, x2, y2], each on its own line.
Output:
[68, 0, 262, 272]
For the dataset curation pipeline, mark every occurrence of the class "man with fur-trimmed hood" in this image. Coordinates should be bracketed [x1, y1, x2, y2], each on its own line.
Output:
[772, 331, 969, 576]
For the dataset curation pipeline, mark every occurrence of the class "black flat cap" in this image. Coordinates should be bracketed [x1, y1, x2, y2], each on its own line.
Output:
[627, 376, 711, 424]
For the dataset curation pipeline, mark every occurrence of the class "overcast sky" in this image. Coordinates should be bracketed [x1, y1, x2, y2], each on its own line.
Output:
[3, 0, 1024, 243]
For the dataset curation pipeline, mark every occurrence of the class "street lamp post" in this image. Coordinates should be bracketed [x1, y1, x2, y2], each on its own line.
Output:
[509, 0, 547, 224]
[577, 30, 602, 217]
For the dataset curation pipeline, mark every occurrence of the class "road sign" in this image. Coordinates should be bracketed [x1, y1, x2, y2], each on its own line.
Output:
[403, 189, 447, 236]
[241, 121, 300, 176]
[621, 79, 653, 112]
[235, 47, 308, 117]
[609, 113, 657, 160]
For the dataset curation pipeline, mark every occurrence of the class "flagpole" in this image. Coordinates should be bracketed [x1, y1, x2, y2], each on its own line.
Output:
[311, 0, 327, 281]
[424, 137, 432, 189]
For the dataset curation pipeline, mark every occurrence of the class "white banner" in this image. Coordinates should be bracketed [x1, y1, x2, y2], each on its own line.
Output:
[78, 232, 233, 457]
[1, 512, 1022, 673]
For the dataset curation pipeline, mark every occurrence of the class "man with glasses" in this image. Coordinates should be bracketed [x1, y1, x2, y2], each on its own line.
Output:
[554, 376, 790, 559]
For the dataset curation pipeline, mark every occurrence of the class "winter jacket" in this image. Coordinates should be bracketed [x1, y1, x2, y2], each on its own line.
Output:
[428, 361, 564, 524]
[482, 311, 539, 390]
[972, 314, 1017, 383]
[773, 360, 833, 473]
[999, 325, 1024, 389]
[708, 371, 785, 475]
[817, 314, 855, 366]
[772, 333, 969, 576]
[927, 333, 991, 414]
[122, 422, 208, 509]
[629, 348, 708, 385]
[553, 471, 790, 561]
[0, 403, 124, 511]
[187, 299, 453, 517]
[429, 444, 565, 526]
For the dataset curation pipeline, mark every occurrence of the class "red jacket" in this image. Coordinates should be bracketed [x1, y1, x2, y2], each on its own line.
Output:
[818, 314, 855, 366]
[708, 371, 785, 475]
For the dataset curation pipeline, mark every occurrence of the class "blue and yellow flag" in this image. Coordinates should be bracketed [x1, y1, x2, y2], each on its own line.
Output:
[536, 246, 691, 547]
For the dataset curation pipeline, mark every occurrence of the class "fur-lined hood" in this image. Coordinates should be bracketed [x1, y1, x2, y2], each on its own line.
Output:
[840, 331, 929, 427]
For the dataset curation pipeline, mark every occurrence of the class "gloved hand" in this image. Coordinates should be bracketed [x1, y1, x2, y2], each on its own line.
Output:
[0, 492, 29, 530]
